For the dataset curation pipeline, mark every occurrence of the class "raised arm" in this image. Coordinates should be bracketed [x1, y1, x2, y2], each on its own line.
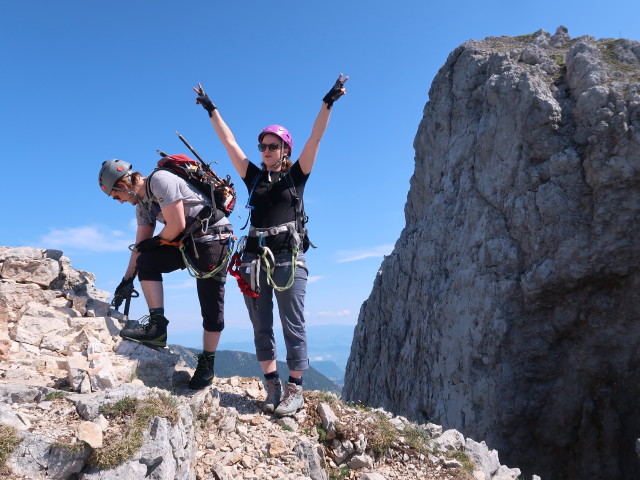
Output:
[298, 74, 348, 175]
[194, 83, 250, 179]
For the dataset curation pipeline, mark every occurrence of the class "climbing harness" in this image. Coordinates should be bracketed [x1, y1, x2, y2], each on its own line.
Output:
[130, 206, 234, 280]
[178, 226, 234, 280]
[229, 222, 304, 295]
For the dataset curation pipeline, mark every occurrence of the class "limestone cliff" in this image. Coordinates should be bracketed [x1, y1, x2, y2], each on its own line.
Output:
[343, 27, 640, 480]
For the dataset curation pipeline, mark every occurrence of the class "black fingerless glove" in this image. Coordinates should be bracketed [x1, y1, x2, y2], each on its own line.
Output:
[322, 77, 345, 110]
[135, 236, 162, 253]
[196, 89, 217, 117]
[114, 277, 134, 297]
[112, 277, 135, 308]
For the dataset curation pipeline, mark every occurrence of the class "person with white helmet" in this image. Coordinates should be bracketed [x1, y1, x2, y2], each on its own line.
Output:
[193, 74, 348, 416]
[98, 156, 233, 389]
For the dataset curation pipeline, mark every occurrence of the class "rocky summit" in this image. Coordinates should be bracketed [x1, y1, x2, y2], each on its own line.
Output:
[0, 245, 527, 480]
[343, 27, 640, 480]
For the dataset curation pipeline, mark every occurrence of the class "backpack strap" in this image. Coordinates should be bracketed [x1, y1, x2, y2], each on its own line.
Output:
[241, 171, 262, 230]
[284, 170, 315, 250]
[148, 167, 226, 225]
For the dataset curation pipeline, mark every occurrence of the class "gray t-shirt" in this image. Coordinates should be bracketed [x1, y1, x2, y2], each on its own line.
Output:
[136, 170, 231, 230]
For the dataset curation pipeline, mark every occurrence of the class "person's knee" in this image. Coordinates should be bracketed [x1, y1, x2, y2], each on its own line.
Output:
[136, 254, 163, 281]
[137, 268, 163, 282]
[202, 318, 224, 332]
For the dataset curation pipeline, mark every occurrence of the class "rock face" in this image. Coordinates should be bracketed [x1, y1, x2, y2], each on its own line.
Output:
[343, 27, 640, 480]
[0, 245, 526, 479]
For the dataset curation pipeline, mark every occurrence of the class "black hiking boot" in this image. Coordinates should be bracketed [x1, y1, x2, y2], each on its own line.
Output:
[120, 314, 169, 348]
[188, 353, 215, 390]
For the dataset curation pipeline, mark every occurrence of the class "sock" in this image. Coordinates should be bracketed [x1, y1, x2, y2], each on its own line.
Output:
[149, 307, 165, 316]
[288, 376, 303, 386]
[203, 350, 216, 357]
[265, 371, 279, 380]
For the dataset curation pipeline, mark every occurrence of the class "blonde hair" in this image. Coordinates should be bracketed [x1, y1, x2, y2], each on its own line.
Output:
[261, 157, 293, 171]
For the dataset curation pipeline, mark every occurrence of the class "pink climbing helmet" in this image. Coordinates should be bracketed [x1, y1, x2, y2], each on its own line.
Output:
[258, 125, 293, 155]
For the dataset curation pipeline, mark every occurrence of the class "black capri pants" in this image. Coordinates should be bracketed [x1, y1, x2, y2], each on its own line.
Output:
[136, 237, 230, 332]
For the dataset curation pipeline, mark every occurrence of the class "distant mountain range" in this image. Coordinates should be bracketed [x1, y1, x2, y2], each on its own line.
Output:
[310, 360, 345, 387]
[216, 324, 355, 374]
[170, 345, 342, 394]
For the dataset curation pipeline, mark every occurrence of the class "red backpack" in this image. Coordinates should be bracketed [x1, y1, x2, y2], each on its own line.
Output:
[149, 153, 236, 222]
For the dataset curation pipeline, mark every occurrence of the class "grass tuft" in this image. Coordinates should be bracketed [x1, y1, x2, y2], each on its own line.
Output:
[88, 394, 179, 470]
[369, 413, 398, 459]
[45, 391, 68, 402]
[329, 465, 351, 480]
[550, 54, 565, 68]
[0, 425, 21, 470]
[317, 391, 337, 404]
[315, 423, 328, 442]
[50, 441, 87, 454]
[100, 397, 138, 418]
[448, 450, 476, 472]
[513, 33, 536, 42]
[403, 424, 432, 454]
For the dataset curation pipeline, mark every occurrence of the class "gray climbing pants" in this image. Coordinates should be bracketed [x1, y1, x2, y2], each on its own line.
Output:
[240, 251, 309, 372]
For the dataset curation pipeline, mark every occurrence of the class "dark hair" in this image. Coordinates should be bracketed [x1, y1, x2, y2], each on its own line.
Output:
[261, 141, 293, 171]
[114, 171, 143, 189]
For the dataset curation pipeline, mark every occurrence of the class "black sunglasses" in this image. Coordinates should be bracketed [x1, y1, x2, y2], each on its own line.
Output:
[258, 143, 281, 152]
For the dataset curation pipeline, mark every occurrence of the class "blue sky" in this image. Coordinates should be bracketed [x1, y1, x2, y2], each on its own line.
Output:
[2, 1, 639, 370]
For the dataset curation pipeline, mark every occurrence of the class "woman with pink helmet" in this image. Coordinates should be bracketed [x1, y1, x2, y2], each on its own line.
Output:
[194, 74, 348, 416]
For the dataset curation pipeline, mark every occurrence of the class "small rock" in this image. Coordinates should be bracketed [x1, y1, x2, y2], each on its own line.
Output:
[268, 436, 288, 457]
[77, 420, 103, 448]
[347, 453, 374, 470]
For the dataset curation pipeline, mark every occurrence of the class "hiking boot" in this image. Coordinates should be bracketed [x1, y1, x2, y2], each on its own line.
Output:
[274, 381, 304, 417]
[188, 353, 215, 390]
[262, 377, 282, 414]
[120, 314, 168, 348]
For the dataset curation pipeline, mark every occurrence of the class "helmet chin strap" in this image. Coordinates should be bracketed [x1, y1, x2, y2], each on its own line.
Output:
[112, 186, 143, 205]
